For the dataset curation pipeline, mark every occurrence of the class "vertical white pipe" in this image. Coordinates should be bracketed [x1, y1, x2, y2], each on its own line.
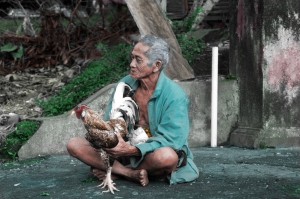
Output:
[211, 47, 218, 147]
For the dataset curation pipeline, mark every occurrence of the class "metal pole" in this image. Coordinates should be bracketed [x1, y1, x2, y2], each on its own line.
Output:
[211, 47, 218, 147]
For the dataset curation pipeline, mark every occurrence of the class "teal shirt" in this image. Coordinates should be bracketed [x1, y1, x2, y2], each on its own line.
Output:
[105, 72, 199, 184]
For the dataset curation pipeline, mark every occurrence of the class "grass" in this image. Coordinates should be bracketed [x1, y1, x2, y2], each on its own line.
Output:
[37, 43, 131, 116]
[0, 120, 41, 161]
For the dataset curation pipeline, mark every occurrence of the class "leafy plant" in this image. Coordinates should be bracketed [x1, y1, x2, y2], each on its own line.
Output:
[186, 6, 204, 32]
[12, 45, 24, 60]
[38, 43, 131, 116]
[0, 121, 41, 160]
[172, 7, 204, 34]
[171, 6, 205, 66]
[0, 43, 24, 60]
[0, 43, 18, 52]
[177, 34, 205, 65]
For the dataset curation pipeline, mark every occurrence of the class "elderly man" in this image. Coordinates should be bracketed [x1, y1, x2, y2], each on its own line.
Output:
[67, 35, 199, 187]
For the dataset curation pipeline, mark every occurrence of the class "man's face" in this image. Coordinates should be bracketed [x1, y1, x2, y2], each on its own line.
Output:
[130, 42, 158, 79]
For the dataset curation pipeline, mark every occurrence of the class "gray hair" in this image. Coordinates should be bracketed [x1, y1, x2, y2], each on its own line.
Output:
[138, 35, 170, 69]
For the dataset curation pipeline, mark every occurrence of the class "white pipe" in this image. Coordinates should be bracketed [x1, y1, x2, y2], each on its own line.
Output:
[211, 47, 218, 147]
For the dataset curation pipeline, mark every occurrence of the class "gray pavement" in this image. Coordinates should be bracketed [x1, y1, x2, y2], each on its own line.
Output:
[1, 147, 300, 199]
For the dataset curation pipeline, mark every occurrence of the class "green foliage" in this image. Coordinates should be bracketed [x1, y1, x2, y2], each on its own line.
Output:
[0, 43, 24, 60]
[0, 43, 18, 52]
[225, 74, 237, 80]
[38, 43, 131, 116]
[172, 7, 203, 33]
[171, 6, 205, 66]
[0, 18, 40, 35]
[177, 34, 205, 65]
[0, 121, 41, 160]
[13, 45, 24, 60]
[186, 7, 204, 32]
[0, 19, 22, 34]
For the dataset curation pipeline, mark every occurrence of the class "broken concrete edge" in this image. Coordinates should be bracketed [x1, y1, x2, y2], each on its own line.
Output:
[80, 83, 115, 107]
[18, 85, 116, 160]
[28, 83, 116, 121]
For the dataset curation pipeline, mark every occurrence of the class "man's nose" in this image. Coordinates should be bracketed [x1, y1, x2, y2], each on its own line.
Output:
[130, 60, 136, 68]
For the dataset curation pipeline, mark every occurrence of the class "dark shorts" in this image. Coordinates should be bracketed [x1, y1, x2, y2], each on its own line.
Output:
[118, 148, 187, 168]
[176, 150, 187, 168]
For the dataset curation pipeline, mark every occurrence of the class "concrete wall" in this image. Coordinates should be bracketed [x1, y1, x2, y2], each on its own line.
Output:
[261, 0, 300, 147]
[229, 0, 300, 148]
[18, 79, 238, 160]
[180, 79, 239, 147]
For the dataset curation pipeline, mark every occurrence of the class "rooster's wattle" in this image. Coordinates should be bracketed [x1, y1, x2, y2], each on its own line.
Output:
[73, 82, 148, 194]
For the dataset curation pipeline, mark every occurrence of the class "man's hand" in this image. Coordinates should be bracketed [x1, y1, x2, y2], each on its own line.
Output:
[104, 133, 141, 158]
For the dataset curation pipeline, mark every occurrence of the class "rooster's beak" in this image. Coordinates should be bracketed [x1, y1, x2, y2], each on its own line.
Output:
[71, 110, 75, 116]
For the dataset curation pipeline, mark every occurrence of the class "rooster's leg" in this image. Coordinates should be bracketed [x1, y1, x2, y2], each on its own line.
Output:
[98, 166, 119, 194]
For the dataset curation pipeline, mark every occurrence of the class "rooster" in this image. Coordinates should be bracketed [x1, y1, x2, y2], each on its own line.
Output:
[73, 82, 148, 194]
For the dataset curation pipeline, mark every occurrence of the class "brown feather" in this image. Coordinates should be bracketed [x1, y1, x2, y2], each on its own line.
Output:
[73, 104, 128, 194]
[74, 105, 128, 148]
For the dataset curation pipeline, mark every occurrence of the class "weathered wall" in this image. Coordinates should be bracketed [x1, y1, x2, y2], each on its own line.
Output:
[261, 0, 300, 146]
[180, 79, 239, 147]
[230, 0, 300, 148]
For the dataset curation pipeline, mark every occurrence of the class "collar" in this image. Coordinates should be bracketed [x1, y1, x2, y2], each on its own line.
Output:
[151, 71, 168, 99]
[127, 71, 169, 99]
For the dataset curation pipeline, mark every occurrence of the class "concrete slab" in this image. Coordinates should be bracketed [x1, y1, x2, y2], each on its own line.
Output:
[1, 147, 300, 199]
[18, 79, 238, 160]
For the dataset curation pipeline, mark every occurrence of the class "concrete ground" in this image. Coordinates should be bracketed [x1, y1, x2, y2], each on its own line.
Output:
[1, 147, 300, 199]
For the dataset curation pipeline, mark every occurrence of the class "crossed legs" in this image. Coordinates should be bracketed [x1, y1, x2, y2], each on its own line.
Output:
[66, 137, 178, 186]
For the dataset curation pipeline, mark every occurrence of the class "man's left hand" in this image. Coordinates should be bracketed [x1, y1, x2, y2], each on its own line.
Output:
[104, 133, 141, 158]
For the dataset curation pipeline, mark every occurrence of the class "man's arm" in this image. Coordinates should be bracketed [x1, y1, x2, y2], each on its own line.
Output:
[104, 133, 141, 158]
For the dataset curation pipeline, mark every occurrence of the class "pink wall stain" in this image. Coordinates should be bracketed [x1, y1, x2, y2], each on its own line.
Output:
[268, 47, 300, 90]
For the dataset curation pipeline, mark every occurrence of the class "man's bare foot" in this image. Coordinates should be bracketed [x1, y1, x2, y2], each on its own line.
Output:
[130, 169, 149, 187]
[91, 168, 118, 181]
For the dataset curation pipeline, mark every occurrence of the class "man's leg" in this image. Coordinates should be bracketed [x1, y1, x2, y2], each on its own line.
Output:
[67, 138, 177, 186]
[67, 137, 107, 170]
[67, 137, 149, 186]
[137, 147, 179, 177]
[109, 147, 178, 185]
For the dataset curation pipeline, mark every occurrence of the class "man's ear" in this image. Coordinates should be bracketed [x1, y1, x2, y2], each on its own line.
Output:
[153, 60, 162, 72]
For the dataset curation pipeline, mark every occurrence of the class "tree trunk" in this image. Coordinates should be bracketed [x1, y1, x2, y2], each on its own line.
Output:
[125, 0, 195, 80]
[190, 0, 220, 31]
[156, 0, 167, 13]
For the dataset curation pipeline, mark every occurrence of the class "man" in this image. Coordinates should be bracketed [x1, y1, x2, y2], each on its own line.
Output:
[67, 35, 199, 187]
